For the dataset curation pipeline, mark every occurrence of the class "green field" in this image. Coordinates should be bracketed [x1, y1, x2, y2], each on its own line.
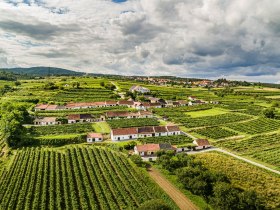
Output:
[2, 74, 280, 210]
[0, 146, 177, 209]
[187, 108, 228, 118]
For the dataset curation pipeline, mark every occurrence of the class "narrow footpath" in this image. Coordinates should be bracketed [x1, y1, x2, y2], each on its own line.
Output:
[148, 167, 198, 210]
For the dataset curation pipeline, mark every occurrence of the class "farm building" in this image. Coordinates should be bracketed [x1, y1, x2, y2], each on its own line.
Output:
[178, 100, 188, 106]
[118, 100, 134, 108]
[193, 139, 211, 150]
[129, 85, 150, 94]
[134, 143, 176, 161]
[68, 114, 94, 123]
[34, 104, 65, 111]
[106, 111, 153, 119]
[34, 117, 61, 126]
[111, 125, 181, 141]
[188, 96, 197, 101]
[87, 133, 103, 143]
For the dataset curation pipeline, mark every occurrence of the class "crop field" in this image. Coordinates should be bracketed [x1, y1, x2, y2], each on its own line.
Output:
[153, 105, 213, 119]
[225, 117, 280, 134]
[186, 108, 228, 118]
[193, 126, 238, 140]
[35, 106, 130, 117]
[139, 135, 193, 145]
[0, 147, 176, 210]
[3, 77, 115, 104]
[194, 152, 280, 209]
[107, 118, 159, 129]
[180, 113, 251, 128]
[30, 123, 94, 136]
[217, 133, 280, 168]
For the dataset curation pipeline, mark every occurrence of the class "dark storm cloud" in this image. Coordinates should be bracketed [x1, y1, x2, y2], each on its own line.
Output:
[0, 20, 79, 40]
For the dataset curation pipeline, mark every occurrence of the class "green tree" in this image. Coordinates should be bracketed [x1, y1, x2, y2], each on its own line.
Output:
[262, 108, 276, 119]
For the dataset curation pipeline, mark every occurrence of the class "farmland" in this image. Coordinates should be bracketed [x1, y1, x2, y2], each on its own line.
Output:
[217, 133, 280, 169]
[2, 74, 280, 209]
[225, 117, 280, 134]
[194, 152, 280, 209]
[107, 118, 159, 129]
[0, 146, 177, 210]
[193, 126, 238, 140]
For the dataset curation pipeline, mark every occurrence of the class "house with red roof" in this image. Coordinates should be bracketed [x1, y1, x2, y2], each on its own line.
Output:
[134, 143, 176, 161]
[87, 133, 103, 143]
[193, 139, 211, 150]
[34, 117, 61, 126]
[111, 125, 181, 141]
[68, 114, 94, 124]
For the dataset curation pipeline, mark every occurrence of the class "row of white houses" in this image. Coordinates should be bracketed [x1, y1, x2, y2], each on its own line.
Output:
[111, 125, 181, 141]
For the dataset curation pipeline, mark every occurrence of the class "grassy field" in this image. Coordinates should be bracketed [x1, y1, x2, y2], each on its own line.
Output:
[2, 75, 280, 209]
[187, 108, 229, 118]
[194, 152, 280, 209]
[92, 122, 111, 134]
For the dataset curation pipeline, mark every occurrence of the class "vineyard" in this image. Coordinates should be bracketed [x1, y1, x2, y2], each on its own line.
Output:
[217, 133, 280, 168]
[0, 147, 177, 210]
[194, 152, 280, 209]
[225, 117, 280, 134]
[30, 123, 94, 136]
[193, 126, 238, 140]
[139, 135, 193, 145]
[180, 113, 251, 128]
[107, 118, 159, 129]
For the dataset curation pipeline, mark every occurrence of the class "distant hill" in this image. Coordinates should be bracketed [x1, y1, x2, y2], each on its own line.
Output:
[1, 67, 85, 76]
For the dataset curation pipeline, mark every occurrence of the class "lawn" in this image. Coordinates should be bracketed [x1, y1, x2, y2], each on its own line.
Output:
[187, 108, 229, 118]
[92, 121, 111, 134]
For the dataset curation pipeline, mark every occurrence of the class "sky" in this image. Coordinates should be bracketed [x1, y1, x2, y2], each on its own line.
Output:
[0, 0, 280, 83]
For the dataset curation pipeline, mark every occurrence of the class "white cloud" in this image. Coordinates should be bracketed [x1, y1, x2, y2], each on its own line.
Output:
[0, 0, 280, 82]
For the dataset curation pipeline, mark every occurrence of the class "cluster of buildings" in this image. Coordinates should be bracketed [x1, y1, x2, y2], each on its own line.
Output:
[111, 125, 181, 141]
[134, 139, 211, 161]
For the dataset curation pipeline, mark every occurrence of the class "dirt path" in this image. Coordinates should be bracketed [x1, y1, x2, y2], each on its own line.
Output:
[148, 167, 198, 210]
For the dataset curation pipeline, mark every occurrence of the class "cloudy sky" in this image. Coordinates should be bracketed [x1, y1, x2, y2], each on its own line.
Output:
[0, 0, 280, 82]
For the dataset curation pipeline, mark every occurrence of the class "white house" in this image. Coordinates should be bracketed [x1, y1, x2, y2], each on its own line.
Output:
[87, 133, 103, 142]
[111, 127, 138, 141]
[129, 85, 150, 94]
[106, 111, 153, 120]
[111, 125, 181, 141]
[134, 143, 176, 161]
[166, 126, 181, 136]
[193, 139, 211, 150]
[68, 114, 94, 124]
[34, 117, 61, 126]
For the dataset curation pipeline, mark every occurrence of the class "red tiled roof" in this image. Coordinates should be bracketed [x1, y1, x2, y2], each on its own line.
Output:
[106, 111, 131, 118]
[136, 144, 160, 152]
[166, 126, 180, 132]
[68, 114, 92, 120]
[195, 139, 210, 146]
[118, 100, 134, 105]
[154, 126, 167, 133]
[46, 105, 58, 110]
[35, 104, 48, 109]
[34, 117, 57, 122]
[112, 127, 138, 135]
[87, 133, 103, 138]
[105, 101, 118, 105]
[138, 127, 154, 134]
[139, 111, 153, 115]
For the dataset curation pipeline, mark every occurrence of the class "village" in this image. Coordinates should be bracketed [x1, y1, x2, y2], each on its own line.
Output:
[33, 85, 212, 160]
